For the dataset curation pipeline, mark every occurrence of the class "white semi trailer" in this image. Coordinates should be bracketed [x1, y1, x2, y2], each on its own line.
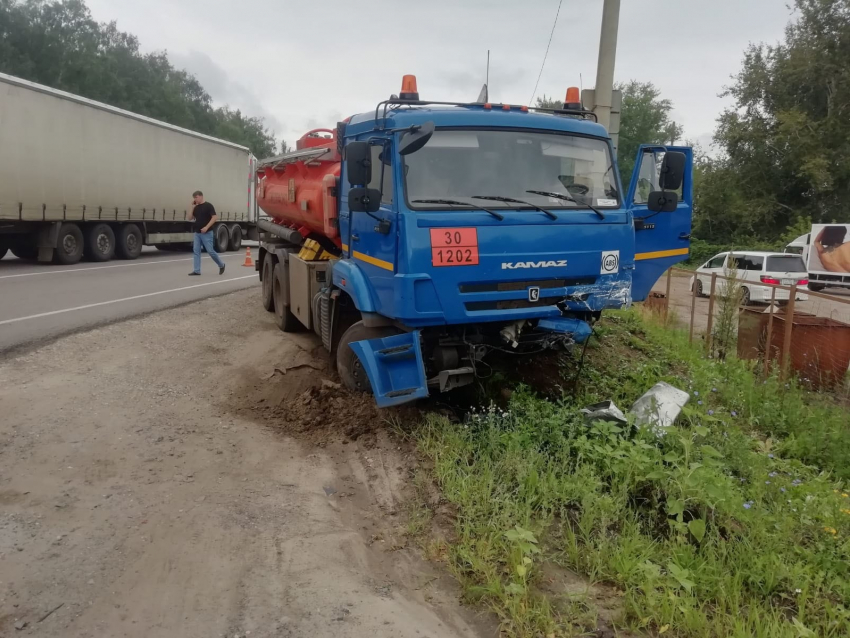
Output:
[0, 72, 258, 265]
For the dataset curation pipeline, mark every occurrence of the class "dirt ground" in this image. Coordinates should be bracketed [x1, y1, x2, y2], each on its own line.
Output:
[651, 270, 850, 334]
[0, 289, 496, 638]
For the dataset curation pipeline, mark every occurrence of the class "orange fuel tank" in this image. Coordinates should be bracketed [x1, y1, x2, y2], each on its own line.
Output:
[256, 128, 342, 245]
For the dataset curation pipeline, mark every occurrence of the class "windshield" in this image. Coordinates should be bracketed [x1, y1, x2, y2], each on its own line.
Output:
[404, 129, 618, 209]
[766, 255, 807, 272]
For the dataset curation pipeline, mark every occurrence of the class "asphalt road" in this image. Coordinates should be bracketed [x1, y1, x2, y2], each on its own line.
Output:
[0, 245, 260, 352]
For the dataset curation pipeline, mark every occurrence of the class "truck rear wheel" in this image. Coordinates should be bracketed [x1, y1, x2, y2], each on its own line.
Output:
[84, 223, 116, 262]
[261, 256, 275, 312]
[54, 223, 85, 265]
[214, 225, 229, 253]
[229, 225, 242, 252]
[116, 223, 143, 260]
[336, 322, 398, 394]
[272, 262, 300, 332]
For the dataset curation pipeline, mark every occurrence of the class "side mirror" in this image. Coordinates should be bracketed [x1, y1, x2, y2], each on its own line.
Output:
[647, 191, 679, 213]
[659, 151, 686, 191]
[345, 142, 372, 186]
[349, 187, 382, 213]
[398, 121, 434, 156]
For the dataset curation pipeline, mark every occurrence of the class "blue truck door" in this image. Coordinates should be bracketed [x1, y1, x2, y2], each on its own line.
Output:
[626, 145, 693, 301]
[346, 143, 398, 285]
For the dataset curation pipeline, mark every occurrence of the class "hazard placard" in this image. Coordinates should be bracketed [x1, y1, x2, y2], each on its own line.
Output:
[429, 228, 479, 267]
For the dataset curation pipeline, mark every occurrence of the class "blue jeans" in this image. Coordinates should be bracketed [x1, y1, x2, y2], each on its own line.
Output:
[193, 231, 224, 273]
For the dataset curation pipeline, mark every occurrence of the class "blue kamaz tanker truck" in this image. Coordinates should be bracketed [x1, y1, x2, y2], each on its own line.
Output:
[255, 76, 692, 407]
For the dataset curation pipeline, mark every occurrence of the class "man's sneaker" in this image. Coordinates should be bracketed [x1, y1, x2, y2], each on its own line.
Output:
[219, 264, 226, 276]
[188, 272, 201, 276]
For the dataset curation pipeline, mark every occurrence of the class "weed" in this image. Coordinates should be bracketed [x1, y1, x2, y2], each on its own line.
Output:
[711, 257, 741, 360]
[413, 309, 850, 637]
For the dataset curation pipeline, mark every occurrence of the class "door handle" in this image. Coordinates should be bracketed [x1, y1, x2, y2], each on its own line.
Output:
[679, 233, 691, 240]
[351, 234, 360, 241]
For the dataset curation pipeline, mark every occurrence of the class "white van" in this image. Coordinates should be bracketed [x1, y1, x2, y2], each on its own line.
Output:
[690, 251, 809, 305]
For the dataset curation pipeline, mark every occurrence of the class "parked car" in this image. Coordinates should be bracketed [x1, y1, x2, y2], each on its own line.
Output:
[689, 251, 809, 305]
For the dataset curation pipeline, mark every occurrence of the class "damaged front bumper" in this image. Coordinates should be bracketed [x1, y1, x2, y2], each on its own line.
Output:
[349, 316, 595, 408]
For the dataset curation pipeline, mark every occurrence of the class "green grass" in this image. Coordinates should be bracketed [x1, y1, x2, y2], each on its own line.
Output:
[411, 310, 850, 637]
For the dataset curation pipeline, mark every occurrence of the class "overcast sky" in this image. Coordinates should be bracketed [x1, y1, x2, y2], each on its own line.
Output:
[87, 0, 795, 152]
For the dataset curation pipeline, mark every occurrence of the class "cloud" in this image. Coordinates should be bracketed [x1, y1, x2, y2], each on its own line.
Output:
[168, 50, 284, 135]
[87, 0, 797, 147]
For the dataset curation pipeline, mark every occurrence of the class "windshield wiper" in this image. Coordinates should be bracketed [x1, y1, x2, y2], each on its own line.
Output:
[525, 190, 605, 219]
[412, 198, 504, 221]
[471, 195, 557, 220]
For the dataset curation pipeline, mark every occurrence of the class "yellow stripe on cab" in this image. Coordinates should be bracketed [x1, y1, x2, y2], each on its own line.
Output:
[353, 250, 394, 272]
[635, 247, 689, 261]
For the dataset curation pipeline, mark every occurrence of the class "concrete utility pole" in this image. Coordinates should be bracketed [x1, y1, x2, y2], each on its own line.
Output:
[593, 0, 621, 132]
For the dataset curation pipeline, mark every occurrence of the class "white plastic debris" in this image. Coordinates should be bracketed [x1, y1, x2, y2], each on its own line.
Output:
[580, 400, 627, 425]
[631, 382, 690, 435]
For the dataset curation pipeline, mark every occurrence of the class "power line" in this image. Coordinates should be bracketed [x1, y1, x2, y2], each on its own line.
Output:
[529, 0, 564, 106]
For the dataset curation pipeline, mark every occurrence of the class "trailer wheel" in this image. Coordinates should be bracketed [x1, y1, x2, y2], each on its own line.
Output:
[116, 224, 143, 260]
[84, 223, 116, 262]
[272, 262, 300, 332]
[336, 322, 399, 394]
[54, 223, 85, 265]
[229, 224, 242, 252]
[214, 225, 230, 253]
[261, 256, 275, 312]
[808, 283, 825, 292]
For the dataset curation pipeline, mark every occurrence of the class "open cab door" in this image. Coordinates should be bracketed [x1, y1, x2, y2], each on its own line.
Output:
[626, 145, 693, 301]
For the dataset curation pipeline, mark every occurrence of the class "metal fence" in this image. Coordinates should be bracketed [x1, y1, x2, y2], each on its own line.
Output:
[646, 268, 850, 392]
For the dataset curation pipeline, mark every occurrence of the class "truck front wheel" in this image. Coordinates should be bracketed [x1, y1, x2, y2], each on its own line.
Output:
[272, 262, 300, 332]
[54, 223, 85, 265]
[336, 322, 398, 394]
[116, 224, 143, 260]
[84, 223, 116, 262]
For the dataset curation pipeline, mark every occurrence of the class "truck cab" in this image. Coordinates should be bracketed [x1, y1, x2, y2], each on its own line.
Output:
[259, 77, 693, 407]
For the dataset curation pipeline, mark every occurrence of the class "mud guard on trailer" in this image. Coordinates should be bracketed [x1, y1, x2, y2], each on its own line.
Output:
[348, 331, 429, 408]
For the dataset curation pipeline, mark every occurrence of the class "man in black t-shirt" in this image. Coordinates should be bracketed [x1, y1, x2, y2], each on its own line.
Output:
[188, 190, 226, 276]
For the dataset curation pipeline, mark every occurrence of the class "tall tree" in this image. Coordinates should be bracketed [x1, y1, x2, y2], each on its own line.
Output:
[616, 81, 682, 182]
[697, 0, 850, 243]
[212, 107, 276, 158]
[0, 0, 277, 156]
[534, 94, 562, 110]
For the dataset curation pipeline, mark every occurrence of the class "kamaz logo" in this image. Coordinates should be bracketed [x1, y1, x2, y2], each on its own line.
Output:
[501, 260, 567, 270]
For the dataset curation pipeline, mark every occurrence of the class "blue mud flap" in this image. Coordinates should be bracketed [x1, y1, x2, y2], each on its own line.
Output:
[349, 330, 430, 408]
[537, 317, 593, 343]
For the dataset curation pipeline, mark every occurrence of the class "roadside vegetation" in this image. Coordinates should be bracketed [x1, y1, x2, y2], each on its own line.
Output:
[407, 309, 850, 637]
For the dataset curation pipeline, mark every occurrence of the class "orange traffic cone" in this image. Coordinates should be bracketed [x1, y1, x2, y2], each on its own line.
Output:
[242, 247, 254, 267]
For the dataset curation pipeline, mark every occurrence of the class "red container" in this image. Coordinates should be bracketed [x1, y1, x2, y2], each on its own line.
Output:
[764, 314, 850, 387]
[257, 129, 341, 244]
